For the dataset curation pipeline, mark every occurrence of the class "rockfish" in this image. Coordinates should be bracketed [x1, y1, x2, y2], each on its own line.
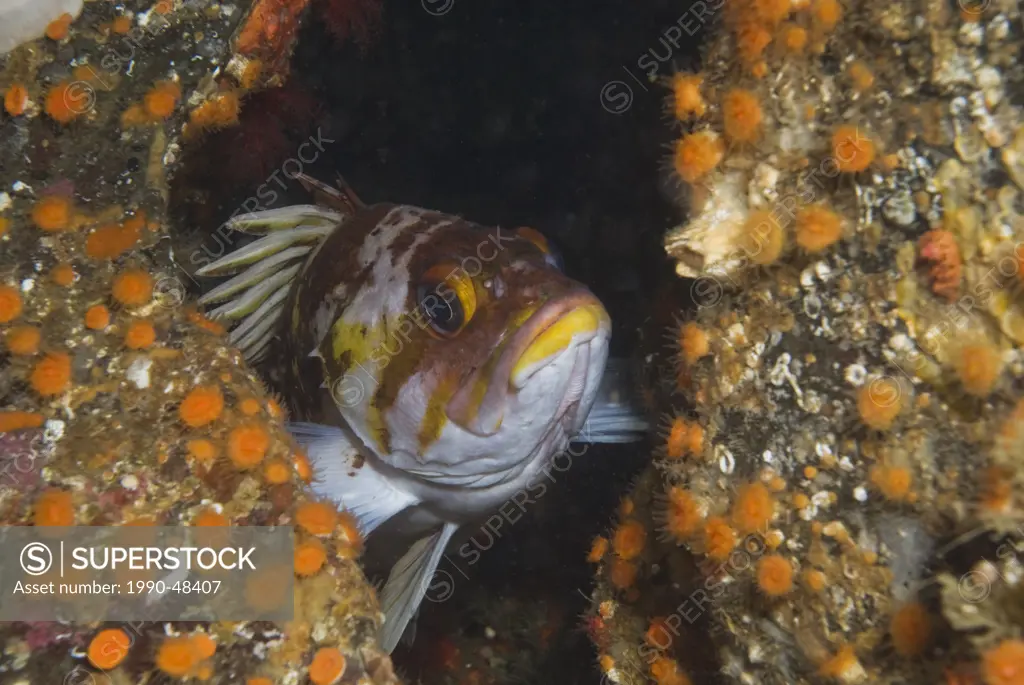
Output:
[196, 175, 646, 652]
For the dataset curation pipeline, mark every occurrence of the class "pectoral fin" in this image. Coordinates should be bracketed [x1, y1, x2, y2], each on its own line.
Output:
[378, 522, 458, 653]
[288, 422, 418, 537]
[574, 358, 650, 444]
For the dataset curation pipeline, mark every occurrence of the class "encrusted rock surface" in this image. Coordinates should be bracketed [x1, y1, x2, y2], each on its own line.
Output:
[588, 0, 1024, 682]
[0, 1, 397, 683]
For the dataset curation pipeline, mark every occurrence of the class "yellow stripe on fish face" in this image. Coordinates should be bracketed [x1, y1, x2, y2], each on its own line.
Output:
[417, 373, 458, 452]
[451, 303, 542, 429]
[511, 303, 607, 379]
[329, 318, 379, 366]
[326, 317, 392, 453]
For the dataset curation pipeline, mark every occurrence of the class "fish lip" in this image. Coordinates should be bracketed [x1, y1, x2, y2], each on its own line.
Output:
[445, 290, 610, 436]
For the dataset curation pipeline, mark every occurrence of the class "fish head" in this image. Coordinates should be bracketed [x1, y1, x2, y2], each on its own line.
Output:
[318, 207, 611, 484]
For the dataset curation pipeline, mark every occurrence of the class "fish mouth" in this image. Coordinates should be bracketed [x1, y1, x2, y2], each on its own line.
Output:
[446, 291, 611, 436]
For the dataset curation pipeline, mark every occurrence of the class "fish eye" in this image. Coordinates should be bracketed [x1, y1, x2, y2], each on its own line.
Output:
[516, 226, 563, 271]
[416, 264, 477, 337]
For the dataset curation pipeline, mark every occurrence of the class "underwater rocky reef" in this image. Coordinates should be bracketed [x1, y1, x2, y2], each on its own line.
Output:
[585, 0, 1024, 682]
[2, 0, 1023, 683]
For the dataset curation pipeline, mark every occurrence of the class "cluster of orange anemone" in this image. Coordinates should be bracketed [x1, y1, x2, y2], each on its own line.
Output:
[1, 172, 365, 685]
[664, 0, 881, 267]
[122, 80, 182, 127]
[83, 626, 349, 684]
[0, 11, 397, 684]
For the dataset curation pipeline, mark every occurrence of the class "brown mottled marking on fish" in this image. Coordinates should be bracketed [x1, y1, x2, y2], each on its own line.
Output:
[336, 349, 353, 377]
[367, 214, 461, 448]
[368, 219, 547, 440]
[280, 203, 399, 419]
[295, 203, 399, 331]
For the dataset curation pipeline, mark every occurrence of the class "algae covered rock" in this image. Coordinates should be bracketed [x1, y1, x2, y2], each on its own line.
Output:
[0, 0, 397, 682]
[588, 0, 1024, 682]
